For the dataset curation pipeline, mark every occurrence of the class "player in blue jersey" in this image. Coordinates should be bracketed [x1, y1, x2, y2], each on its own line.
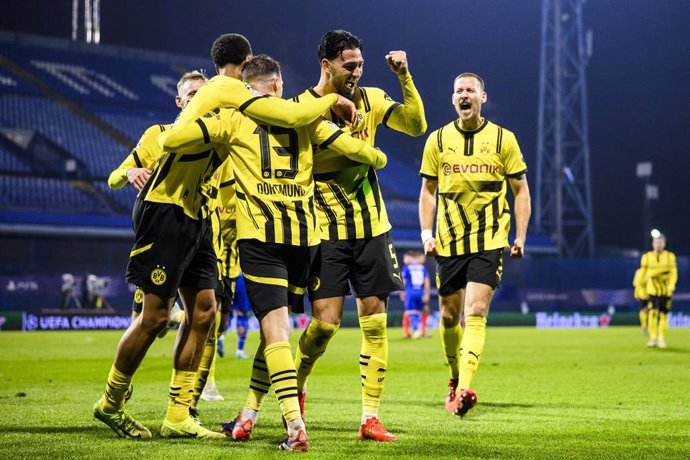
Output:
[399, 250, 430, 339]
[231, 273, 251, 359]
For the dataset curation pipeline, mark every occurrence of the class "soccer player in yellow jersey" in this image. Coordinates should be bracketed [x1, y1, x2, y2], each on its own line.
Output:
[419, 73, 531, 417]
[107, 70, 206, 321]
[291, 29, 426, 442]
[94, 69, 229, 440]
[632, 267, 649, 335]
[639, 234, 677, 348]
[160, 55, 387, 451]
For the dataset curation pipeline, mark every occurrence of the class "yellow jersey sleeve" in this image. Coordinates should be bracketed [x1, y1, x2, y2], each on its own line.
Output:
[311, 120, 387, 169]
[669, 252, 678, 293]
[501, 130, 528, 177]
[159, 110, 237, 151]
[108, 124, 167, 189]
[419, 130, 440, 179]
[376, 73, 427, 137]
[174, 75, 339, 129]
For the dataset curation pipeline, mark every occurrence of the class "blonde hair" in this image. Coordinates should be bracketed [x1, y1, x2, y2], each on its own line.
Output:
[176, 70, 207, 92]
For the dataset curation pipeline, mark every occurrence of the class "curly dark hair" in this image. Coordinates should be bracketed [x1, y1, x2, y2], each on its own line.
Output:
[210, 33, 252, 69]
[317, 29, 363, 61]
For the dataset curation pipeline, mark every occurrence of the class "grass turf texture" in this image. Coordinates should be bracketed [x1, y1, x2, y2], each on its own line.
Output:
[0, 327, 688, 459]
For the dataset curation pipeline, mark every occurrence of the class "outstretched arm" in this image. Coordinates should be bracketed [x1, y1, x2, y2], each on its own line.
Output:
[316, 122, 387, 169]
[381, 51, 427, 137]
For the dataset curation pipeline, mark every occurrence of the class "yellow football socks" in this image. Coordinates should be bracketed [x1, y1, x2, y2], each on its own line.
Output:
[359, 313, 388, 416]
[658, 312, 668, 340]
[264, 342, 300, 422]
[639, 308, 648, 332]
[440, 321, 462, 380]
[244, 343, 270, 411]
[295, 318, 340, 390]
[458, 315, 487, 390]
[191, 328, 216, 408]
[101, 365, 132, 413]
[165, 370, 196, 423]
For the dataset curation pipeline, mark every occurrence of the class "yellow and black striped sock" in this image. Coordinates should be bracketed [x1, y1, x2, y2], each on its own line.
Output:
[648, 309, 659, 340]
[458, 316, 487, 390]
[101, 365, 132, 414]
[264, 342, 300, 422]
[244, 344, 270, 411]
[165, 369, 196, 423]
[440, 321, 462, 380]
[191, 316, 218, 408]
[359, 313, 388, 416]
[658, 312, 668, 340]
[295, 318, 339, 390]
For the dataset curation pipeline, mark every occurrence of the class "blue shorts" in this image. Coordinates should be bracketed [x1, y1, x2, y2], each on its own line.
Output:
[404, 293, 424, 311]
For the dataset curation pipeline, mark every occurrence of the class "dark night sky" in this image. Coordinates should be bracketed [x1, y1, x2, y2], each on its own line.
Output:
[2, 0, 689, 254]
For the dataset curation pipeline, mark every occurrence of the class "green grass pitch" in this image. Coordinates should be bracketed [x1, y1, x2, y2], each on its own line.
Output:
[0, 326, 688, 459]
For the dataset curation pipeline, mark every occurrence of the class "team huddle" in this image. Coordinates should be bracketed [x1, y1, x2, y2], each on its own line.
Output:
[94, 30, 531, 451]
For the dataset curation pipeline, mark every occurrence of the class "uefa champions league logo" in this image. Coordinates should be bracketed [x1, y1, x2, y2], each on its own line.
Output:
[24, 314, 39, 331]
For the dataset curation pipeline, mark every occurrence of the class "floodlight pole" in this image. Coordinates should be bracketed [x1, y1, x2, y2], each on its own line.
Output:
[535, 0, 594, 256]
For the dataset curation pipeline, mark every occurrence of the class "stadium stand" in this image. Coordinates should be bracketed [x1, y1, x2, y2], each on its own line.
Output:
[0, 31, 557, 252]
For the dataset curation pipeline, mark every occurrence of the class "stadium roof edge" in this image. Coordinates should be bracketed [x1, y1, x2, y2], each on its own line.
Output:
[0, 30, 209, 69]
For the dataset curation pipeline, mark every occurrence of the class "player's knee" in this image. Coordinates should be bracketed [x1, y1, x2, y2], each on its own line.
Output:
[139, 309, 170, 335]
[465, 300, 489, 317]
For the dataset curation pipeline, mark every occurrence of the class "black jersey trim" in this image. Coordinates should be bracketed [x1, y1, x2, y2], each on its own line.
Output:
[292, 95, 300, 102]
[219, 179, 236, 188]
[238, 95, 270, 113]
[236, 190, 259, 230]
[476, 207, 486, 252]
[319, 130, 343, 149]
[273, 201, 292, 245]
[314, 187, 338, 240]
[294, 200, 309, 246]
[506, 168, 528, 179]
[366, 167, 382, 220]
[453, 118, 488, 135]
[457, 204, 472, 254]
[196, 119, 211, 144]
[420, 173, 438, 181]
[437, 127, 444, 152]
[150, 153, 176, 192]
[496, 126, 503, 153]
[491, 197, 500, 237]
[354, 185, 373, 238]
[382, 102, 401, 127]
[254, 197, 276, 243]
[178, 149, 212, 162]
[132, 151, 143, 168]
[307, 87, 322, 98]
[329, 183, 356, 239]
[441, 195, 458, 257]
[360, 87, 371, 112]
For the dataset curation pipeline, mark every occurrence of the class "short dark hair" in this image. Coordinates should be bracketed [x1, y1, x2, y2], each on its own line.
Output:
[454, 72, 485, 92]
[211, 33, 252, 69]
[317, 29, 363, 61]
[241, 54, 281, 82]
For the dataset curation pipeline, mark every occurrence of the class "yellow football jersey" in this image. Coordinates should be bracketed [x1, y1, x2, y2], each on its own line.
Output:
[296, 74, 426, 240]
[208, 159, 237, 278]
[160, 107, 386, 246]
[639, 250, 677, 297]
[108, 123, 170, 190]
[420, 119, 527, 257]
